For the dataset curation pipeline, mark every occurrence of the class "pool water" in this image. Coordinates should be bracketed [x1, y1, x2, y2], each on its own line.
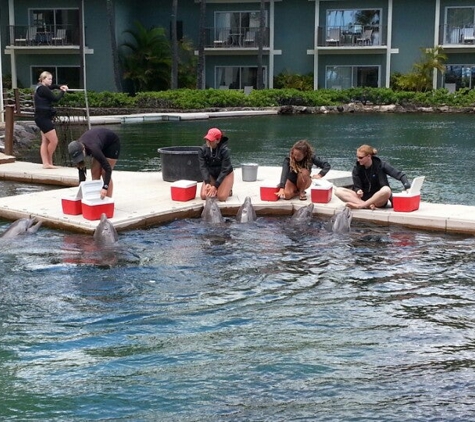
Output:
[1, 216, 474, 421]
[2, 113, 475, 421]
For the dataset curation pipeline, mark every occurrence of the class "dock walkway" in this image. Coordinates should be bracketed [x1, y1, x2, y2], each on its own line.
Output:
[0, 160, 475, 235]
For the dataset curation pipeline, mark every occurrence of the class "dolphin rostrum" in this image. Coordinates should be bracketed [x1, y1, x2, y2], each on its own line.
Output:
[236, 196, 257, 223]
[201, 197, 224, 223]
[0, 217, 42, 239]
[93, 213, 119, 245]
[325, 207, 353, 233]
[290, 203, 314, 225]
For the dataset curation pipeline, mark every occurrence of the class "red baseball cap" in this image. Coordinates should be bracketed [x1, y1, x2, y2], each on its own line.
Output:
[204, 128, 222, 142]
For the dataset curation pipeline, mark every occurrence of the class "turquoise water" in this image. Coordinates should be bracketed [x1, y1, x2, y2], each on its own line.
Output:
[112, 113, 475, 206]
[2, 114, 475, 421]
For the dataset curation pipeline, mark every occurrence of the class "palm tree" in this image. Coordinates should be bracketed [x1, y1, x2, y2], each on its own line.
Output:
[196, 0, 206, 89]
[121, 21, 171, 93]
[171, 0, 179, 89]
[414, 46, 447, 91]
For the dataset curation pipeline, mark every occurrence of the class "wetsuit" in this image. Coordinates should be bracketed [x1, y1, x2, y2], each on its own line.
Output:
[34, 84, 65, 133]
[198, 136, 233, 188]
[77, 128, 121, 187]
[352, 155, 411, 202]
[278, 155, 331, 188]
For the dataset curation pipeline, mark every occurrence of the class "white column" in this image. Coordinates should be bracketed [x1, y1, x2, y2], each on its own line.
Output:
[313, 0, 320, 90]
[433, 0, 441, 89]
[268, 0, 275, 89]
[385, 0, 393, 88]
[8, 0, 18, 90]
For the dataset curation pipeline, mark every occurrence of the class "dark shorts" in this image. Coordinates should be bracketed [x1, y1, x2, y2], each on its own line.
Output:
[286, 171, 298, 186]
[103, 137, 121, 160]
[34, 116, 55, 134]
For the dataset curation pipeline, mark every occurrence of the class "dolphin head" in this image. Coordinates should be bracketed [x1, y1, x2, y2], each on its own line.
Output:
[201, 198, 224, 223]
[331, 207, 353, 233]
[93, 213, 119, 245]
[236, 196, 257, 223]
[290, 203, 314, 224]
[1, 217, 42, 239]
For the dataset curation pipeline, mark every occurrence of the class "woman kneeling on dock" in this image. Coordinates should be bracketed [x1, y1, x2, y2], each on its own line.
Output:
[335, 144, 411, 210]
[67, 128, 120, 199]
[198, 128, 234, 202]
[276, 140, 331, 200]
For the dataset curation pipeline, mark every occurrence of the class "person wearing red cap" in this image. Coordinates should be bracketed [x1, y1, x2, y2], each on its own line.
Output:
[198, 127, 234, 201]
[277, 140, 331, 200]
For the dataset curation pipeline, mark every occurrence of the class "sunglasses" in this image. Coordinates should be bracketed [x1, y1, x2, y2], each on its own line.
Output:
[356, 155, 366, 160]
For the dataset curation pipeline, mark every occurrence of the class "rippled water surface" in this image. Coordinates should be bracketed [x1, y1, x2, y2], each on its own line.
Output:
[2, 113, 475, 420]
[1, 216, 475, 421]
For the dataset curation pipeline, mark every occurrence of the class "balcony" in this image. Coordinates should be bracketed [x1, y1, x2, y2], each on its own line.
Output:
[204, 26, 269, 52]
[317, 25, 386, 49]
[440, 25, 475, 51]
[6, 25, 81, 48]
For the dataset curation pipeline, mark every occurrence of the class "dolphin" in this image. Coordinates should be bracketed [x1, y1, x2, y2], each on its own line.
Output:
[325, 207, 353, 233]
[201, 198, 224, 223]
[290, 203, 314, 225]
[1, 217, 42, 239]
[236, 196, 257, 223]
[93, 213, 119, 245]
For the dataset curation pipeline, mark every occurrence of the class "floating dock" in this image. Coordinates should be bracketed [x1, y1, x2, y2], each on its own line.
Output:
[0, 160, 475, 235]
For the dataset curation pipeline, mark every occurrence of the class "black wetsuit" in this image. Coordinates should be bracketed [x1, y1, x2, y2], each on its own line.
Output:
[34, 84, 65, 133]
[78, 128, 121, 187]
[278, 155, 331, 188]
[352, 155, 411, 202]
[198, 137, 233, 188]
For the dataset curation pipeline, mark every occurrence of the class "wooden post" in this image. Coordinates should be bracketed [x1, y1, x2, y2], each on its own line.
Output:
[14, 88, 21, 115]
[4, 105, 15, 156]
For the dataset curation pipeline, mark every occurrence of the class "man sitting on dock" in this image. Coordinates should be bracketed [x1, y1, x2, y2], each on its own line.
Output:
[68, 128, 121, 199]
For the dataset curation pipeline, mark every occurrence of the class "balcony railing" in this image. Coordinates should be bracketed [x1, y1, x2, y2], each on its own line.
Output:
[317, 25, 386, 47]
[440, 25, 475, 45]
[6, 25, 81, 47]
[206, 26, 269, 49]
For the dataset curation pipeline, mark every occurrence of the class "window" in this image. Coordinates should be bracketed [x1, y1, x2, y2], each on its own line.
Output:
[215, 66, 266, 89]
[31, 66, 80, 89]
[326, 66, 379, 89]
[326, 8, 381, 46]
[215, 11, 266, 47]
[30, 8, 79, 44]
[444, 7, 475, 44]
[444, 65, 475, 90]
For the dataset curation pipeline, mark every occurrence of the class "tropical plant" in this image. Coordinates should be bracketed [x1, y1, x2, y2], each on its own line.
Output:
[392, 46, 447, 92]
[120, 21, 171, 93]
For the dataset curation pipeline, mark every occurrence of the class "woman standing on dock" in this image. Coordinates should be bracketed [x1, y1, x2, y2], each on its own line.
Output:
[277, 140, 331, 200]
[33, 71, 68, 169]
[198, 128, 234, 202]
[67, 128, 120, 199]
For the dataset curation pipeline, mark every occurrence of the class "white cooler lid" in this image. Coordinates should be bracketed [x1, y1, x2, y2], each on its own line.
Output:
[171, 179, 197, 188]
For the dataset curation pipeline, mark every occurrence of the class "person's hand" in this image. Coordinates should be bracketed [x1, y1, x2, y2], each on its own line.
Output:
[276, 188, 285, 198]
[100, 188, 107, 199]
[206, 185, 217, 197]
[356, 189, 363, 198]
[60, 85, 69, 91]
[312, 174, 322, 179]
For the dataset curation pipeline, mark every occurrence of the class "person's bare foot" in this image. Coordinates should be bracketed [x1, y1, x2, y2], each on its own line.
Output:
[42, 164, 58, 169]
[346, 202, 365, 209]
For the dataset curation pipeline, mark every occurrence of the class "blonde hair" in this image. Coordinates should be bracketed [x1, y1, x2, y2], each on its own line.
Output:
[38, 71, 52, 83]
[357, 144, 378, 157]
[289, 140, 314, 173]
